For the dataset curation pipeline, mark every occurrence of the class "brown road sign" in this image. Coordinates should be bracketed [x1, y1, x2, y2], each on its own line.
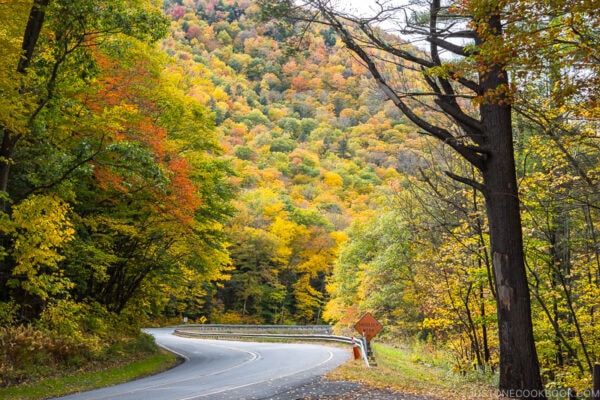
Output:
[354, 312, 382, 341]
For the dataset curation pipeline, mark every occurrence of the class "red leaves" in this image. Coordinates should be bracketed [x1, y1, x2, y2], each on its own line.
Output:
[86, 50, 203, 227]
[291, 75, 309, 91]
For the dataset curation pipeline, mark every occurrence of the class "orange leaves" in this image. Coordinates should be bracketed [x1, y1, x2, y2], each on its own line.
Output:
[291, 75, 310, 91]
[165, 157, 203, 226]
[91, 53, 158, 113]
[85, 48, 204, 227]
[92, 163, 128, 194]
[133, 118, 168, 156]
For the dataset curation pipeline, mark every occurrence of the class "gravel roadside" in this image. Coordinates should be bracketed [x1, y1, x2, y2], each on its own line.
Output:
[266, 377, 439, 400]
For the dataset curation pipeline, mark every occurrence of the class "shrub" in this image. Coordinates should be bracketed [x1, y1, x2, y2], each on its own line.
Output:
[0, 325, 53, 386]
[0, 302, 157, 388]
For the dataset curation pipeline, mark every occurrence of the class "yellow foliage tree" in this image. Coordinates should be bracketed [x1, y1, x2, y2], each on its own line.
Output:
[6, 195, 75, 302]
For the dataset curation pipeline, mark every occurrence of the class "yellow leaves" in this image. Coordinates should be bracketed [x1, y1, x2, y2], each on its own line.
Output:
[212, 86, 229, 102]
[214, 100, 230, 115]
[267, 107, 287, 121]
[0, 36, 29, 135]
[330, 230, 348, 245]
[263, 200, 285, 218]
[296, 246, 335, 277]
[6, 195, 75, 300]
[421, 317, 455, 331]
[100, 103, 141, 135]
[323, 171, 344, 188]
[255, 168, 283, 189]
[293, 273, 322, 321]
[11, 195, 75, 264]
[0, 1, 29, 57]
[269, 216, 307, 258]
[321, 296, 347, 325]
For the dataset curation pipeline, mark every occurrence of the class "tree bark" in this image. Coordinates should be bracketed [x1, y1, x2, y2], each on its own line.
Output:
[0, 0, 51, 199]
[480, 61, 544, 397]
[18, 0, 51, 73]
[0, 133, 14, 195]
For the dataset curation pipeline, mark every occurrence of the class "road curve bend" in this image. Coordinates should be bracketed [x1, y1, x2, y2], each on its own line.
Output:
[53, 327, 351, 400]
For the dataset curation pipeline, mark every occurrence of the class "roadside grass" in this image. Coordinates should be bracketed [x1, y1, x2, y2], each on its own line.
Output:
[176, 333, 498, 398]
[327, 342, 498, 399]
[1, 334, 496, 400]
[0, 349, 180, 400]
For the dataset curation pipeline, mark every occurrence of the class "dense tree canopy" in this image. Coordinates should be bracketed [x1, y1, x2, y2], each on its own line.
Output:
[0, 1, 235, 384]
[2, 0, 599, 396]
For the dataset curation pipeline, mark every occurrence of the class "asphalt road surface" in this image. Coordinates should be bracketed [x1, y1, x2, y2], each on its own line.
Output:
[53, 327, 351, 400]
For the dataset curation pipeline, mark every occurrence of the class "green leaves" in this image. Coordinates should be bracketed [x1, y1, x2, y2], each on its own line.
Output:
[0, 0, 236, 332]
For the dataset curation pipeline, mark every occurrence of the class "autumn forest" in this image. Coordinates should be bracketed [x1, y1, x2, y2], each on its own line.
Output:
[1, 0, 600, 396]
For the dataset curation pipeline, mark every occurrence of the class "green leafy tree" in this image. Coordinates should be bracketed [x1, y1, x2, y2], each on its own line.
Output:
[0, 0, 169, 318]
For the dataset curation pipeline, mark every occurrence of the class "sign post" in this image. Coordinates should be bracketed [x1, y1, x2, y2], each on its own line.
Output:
[353, 312, 382, 364]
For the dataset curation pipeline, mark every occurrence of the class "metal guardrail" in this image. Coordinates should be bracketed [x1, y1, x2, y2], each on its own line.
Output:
[174, 324, 333, 335]
[173, 326, 370, 367]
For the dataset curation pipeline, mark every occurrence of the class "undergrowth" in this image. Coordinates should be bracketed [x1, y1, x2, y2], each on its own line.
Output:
[327, 341, 498, 399]
[0, 324, 160, 388]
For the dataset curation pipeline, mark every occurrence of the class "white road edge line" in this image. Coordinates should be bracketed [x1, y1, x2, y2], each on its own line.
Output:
[76, 339, 260, 400]
[181, 348, 336, 400]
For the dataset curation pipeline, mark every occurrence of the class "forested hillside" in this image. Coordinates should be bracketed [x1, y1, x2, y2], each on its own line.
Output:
[1, 0, 599, 394]
[160, 0, 437, 325]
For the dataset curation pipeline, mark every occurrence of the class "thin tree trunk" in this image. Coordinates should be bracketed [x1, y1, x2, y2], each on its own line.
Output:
[0, 133, 14, 196]
[464, 283, 483, 369]
[480, 285, 491, 367]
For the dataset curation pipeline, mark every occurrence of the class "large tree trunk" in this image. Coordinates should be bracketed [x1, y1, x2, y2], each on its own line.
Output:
[480, 64, 544, 398]
[0, 0, 50, 199]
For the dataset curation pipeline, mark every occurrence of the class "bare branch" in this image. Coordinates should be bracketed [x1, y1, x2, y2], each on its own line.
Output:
[426, 35, 472, 56]
[444, 170, 485, 192]
[317, 7, 486, 170]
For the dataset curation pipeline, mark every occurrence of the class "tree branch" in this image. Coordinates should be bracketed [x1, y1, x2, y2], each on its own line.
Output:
[329, 20, 485, 169]
[444, 170, 485, 192]
[426, 35, 473, 57]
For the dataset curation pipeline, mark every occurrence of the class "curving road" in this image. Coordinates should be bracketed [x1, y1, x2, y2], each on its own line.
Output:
[54, 328, 351, 400]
